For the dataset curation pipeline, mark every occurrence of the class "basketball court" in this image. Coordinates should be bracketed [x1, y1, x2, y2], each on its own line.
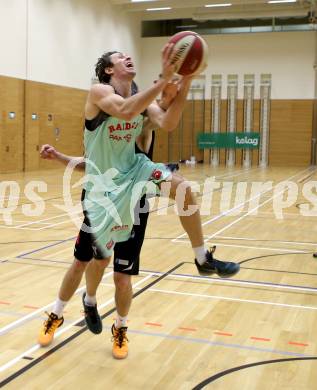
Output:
[1, 0, 317, 389]
[1, 165, 317, 388]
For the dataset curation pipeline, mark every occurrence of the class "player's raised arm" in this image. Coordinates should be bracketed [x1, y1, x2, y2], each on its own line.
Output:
[136, 78, 180, 153]
[40, 144, 85, 171]
[147, 76, 193, 132]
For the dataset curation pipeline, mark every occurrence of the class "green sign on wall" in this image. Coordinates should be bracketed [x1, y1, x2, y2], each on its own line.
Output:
[198, 132, 260, 149]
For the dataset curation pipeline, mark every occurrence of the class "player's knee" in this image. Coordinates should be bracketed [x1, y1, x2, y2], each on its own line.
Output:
[175, 178, 195, 204]
[113, 272, 132, 292]
[72, 259, 88, 274]
[170, 175, 186, 198]
[94, 258, 110, 269]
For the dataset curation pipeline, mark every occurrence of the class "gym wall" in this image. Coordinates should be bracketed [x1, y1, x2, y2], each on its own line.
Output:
[0, 76, 24, 173]
[0, 0, 141, 173]
[143, 32, 315, 166]
[24, 81, 87, 171]
[139, 32, 315, 99]
[0, 1, 315, 170]
[0, 0, 141, 89]
[153, 98, 313, 167]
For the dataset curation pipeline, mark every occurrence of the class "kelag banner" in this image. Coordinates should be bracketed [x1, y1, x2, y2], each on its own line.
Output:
[198, 132, 260, 149]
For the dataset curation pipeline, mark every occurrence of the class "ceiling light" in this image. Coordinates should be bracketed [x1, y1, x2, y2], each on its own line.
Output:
[176, 25, 198, 28]
[131, 0, 156, 2]
[205, 3, 232, 7]
[267, 0, 296, 3]
[146, 7, 172, 11]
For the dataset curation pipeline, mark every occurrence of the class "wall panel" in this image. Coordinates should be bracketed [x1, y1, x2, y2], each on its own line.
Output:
[252, 100, 260, 166]
[152, 99, 313, 167]
[25, 80, 87, 171]
[140, 32, 315, 100]
[270, 100, 313, 166]
[0, 76, 24, 173]
[0, 74, 314, 171]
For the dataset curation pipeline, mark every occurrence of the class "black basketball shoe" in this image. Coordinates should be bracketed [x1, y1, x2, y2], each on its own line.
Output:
[195, 246, 240, 278]
[165, 163, 179, 173]
[82, 292, 102, 334]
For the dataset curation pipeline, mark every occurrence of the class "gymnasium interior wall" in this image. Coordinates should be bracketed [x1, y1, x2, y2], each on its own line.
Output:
[152, 98, 313, 167]
[0, 1, 315, 171]
[141, 31, 315, 166]
[0, 0, 142, 173]
[312, 32, 317, 165]
[0, 0, 141, 89]
[139, 32, 315, 100]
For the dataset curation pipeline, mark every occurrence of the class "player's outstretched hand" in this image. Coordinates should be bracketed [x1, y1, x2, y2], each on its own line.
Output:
[161, 43, 179, 82]
[40, 144, 58, 160]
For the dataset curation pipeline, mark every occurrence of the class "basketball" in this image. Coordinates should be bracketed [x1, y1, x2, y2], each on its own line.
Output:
[168, 31, 208, 76]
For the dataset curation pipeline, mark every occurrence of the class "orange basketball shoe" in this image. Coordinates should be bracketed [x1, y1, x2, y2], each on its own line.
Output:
[38, 312, 64, 347]
[111, 324, 128, 359]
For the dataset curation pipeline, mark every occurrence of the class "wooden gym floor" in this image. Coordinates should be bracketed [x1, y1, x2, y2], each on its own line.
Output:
[1, 164, 317, 389]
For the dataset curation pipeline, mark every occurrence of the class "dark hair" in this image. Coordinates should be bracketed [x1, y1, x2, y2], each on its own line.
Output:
[95, 51, 118, 83]
[95, 52, 138, 95]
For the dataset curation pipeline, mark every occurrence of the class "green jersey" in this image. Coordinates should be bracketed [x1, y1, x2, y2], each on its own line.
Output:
[82, 108, 171, 258]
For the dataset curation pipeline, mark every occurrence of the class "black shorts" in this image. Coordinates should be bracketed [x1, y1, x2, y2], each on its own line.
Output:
[74, 194, 150, 276]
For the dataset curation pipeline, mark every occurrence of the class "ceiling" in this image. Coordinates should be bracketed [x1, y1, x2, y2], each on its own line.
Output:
[110, 0, 316, 21]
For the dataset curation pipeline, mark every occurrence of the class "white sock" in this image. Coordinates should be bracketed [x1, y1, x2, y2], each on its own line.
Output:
[84, 293, 97, 306]
[193, 246, 207, 265]
[52, 298, 68, 318]
[115, 313, 128, 328]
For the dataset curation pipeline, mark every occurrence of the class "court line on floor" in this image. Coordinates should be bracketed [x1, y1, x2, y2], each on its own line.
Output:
[16, 236, 76, 258]
[0, 226, 48, 231]
[136, 270, 317, 293]
[7, 168, 255, 231]
[13, 210, 82, 229]
[0, 220, 52, 224]
[205, 168, 314, 243]
[101, 281, 317, 308]
[172, 240, 309, 253]
[100, 274, 317, 294]
[0, 328, 311, 387]
[0, 192, 82, 210]
[40, 167, 258, 228]
[9, 170, 254, 231]
[253, 211, 301, 216]
[151, 167, 258, 214]
[0, 271, 114, 337]
[0, 263, 183, 383]
[12, 169, 259, 254]
[10, 254, 317, 282]
[214, 235, 317, 247]
[130, 286, 317, 311]
[9, 254, 317, 291]
[240, 265, 317, 277]
[0, 260, 312, 387]
[0, 239, 67, 245]
[12, 256, 72, 265]
[192, 356, 317, 389]
[238, 252, 314, 266]
[125, 328, 310, 358]
[172, 167, 313, 242]
[35, 216, 82, 231]
[0, 273, 153, 376]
